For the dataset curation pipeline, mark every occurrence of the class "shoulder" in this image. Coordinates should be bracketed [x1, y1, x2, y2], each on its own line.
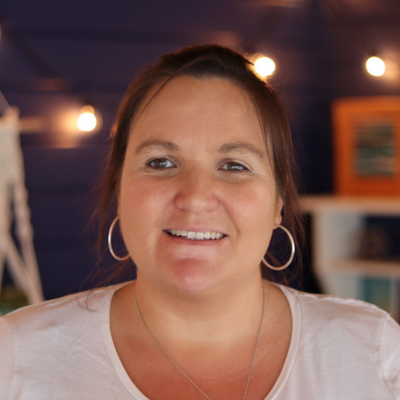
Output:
[280, 284, 391, 330]
[0, 282, 133, 399]
[277, 284, 400, 357]
[0, 282, 127, 341]
[278, 285, 400, 396]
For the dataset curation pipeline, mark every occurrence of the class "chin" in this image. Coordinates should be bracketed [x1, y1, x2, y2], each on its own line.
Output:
[164, 258, 229, 295]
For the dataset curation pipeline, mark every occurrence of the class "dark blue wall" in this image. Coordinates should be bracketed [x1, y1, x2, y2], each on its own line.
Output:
[1, 0, 399, 299]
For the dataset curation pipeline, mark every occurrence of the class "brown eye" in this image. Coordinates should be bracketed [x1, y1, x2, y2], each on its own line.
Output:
[148, 158, 175, 169]
[220, 162, 248, 172]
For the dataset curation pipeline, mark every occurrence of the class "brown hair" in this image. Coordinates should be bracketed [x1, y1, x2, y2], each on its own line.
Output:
[92, 44, 304, 284]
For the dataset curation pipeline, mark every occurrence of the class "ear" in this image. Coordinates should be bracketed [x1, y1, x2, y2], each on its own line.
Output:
[274, 196, 284, 227]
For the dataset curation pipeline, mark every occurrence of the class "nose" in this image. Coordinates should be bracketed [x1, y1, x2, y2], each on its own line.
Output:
[174, 168, 219, 214]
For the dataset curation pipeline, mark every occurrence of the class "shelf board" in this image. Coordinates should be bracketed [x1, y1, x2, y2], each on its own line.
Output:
[301, 195, 400, 216]
[332, 259, 400, 278]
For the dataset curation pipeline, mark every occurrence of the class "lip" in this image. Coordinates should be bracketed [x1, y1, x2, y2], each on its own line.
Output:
[163, 231, 227, 245]
[163, 228, 227, 243]
[164, 227, 226, 234]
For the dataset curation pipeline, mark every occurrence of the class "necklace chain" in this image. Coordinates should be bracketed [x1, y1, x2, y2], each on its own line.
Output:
[134, 285, 266, 400]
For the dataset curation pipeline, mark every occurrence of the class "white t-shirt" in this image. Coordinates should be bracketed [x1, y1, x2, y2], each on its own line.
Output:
[0, 282, 399, 399]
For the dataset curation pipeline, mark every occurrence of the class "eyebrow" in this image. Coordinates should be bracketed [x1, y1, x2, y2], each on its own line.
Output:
[134, 139, 265, 159]
[218, 142, 265, 159]
[135, 140, 179, 154]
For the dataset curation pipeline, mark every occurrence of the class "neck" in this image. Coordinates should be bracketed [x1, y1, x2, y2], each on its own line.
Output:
[132, 273, 266, 346]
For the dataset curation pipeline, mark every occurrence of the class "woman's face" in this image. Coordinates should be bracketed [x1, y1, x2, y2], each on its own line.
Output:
[119, 76, 283, 295]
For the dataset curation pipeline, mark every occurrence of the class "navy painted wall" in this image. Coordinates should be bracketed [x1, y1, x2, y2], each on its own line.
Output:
[1, 0, 399, 299]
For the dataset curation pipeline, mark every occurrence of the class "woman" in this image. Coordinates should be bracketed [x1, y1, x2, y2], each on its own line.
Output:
[1, 45, 399, 400]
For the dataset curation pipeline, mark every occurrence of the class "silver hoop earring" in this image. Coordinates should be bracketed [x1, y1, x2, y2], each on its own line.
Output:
[262, 225, 295, 271]
[108, 216, 130, 261]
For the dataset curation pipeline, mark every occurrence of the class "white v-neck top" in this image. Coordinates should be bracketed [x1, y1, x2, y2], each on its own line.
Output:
[1, 282, 399, 399]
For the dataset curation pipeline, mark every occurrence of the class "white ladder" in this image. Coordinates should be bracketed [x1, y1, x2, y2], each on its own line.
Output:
[0, 105, 43, 305]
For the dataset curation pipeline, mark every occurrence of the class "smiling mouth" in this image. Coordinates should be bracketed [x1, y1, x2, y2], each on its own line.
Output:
[165, 229, 226, 241]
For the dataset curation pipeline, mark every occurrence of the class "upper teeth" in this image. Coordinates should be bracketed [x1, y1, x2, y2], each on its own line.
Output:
[168, 230, 224, 240]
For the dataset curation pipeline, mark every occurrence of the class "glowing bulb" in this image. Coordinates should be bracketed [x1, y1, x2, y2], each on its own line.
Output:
[366, 56, 386, 77]
[77, 105, 97, 132]
[254, 56, 276, 77]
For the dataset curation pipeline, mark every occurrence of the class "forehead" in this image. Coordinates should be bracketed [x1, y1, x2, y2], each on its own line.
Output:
[128, 76, 266, 151]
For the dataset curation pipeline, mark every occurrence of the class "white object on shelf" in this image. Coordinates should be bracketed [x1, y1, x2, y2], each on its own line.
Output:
[301, 195, 400, 319]
[0, 106, 44, 305]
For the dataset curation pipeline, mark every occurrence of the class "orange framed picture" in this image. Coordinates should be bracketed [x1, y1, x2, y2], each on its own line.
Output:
[332, 97, 400, 196]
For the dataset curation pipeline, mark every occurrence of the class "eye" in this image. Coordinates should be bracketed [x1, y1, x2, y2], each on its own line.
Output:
[220, 161, 249, 172]
[148, 158, 176, 169]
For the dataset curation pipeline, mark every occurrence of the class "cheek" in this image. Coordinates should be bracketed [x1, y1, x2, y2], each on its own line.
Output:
[228, 183, 280, 233]
[118, 179, 173, 258]
[120, 177, 171, 213]
[226, 190, 278, 264]
[119, 177, 179, 246]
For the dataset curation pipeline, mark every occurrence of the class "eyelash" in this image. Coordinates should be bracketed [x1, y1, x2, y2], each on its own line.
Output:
[147, 158, 176, 169]
[146, 158, 250, 172]
[219, 161, 249, 172]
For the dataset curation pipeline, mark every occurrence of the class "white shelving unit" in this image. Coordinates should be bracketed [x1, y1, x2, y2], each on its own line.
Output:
[300, 195, 400, 319]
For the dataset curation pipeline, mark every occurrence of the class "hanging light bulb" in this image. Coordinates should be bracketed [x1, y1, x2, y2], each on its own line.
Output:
[254, 56, 276, 78]
[366, 56, 386, 77]
[77, 105, 97, 132]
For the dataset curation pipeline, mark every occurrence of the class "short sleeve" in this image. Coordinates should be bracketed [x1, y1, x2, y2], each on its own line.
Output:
[0, 317, 14, 399]
[382, 314, 400, 398]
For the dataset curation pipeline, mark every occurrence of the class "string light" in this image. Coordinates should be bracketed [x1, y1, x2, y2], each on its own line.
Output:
[254, 56, 276, 78]
[77, 105, 97, 132]
[366, 56, 386, 77]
